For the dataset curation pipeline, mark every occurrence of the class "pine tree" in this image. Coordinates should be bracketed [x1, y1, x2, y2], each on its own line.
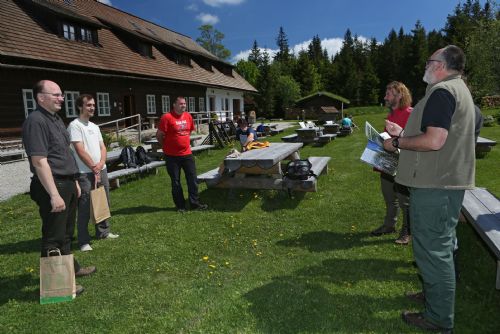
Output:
[248, 40, 262, 67]
[274, 26, 291, 63]
[196, 24, 231, 60]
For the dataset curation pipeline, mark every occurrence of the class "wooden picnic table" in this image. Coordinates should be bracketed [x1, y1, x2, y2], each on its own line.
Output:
[224, 142, 303, 173]
[476, 136, 497, 155]
[323, 123, 340, 134]
[198, 142, 331, 192]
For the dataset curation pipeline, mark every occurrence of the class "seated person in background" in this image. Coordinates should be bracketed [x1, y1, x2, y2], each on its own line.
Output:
[341, 116, 353, 129]
[236, 119, 257, 151]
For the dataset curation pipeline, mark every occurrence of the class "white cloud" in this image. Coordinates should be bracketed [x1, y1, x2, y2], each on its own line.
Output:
[97, 0, 112, 5]
[203, 0, 245, 7]
[231, 35, 371, 64]
[186, 4, 198, 11]
[196, 13, 220, 25]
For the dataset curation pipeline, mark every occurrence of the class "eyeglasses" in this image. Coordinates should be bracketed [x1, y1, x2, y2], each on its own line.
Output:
[41, 92, 64, 98]
[426, 59, 443, 66]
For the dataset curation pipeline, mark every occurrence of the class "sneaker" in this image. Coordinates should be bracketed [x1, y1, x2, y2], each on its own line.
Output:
[402, 311, 453, 333]
[104, 232, 119, 239]
[405, 291, 425, 304]
[370, 225, 396, 236]
[75, 266, 97, 277]
[76, 284, 85, 296]
[395, 235, 410, 245]
[80, 244, 93, 252]
[190, 203, 208, 211]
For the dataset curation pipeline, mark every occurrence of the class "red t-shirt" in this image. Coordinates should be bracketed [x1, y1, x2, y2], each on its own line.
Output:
[158, 111, 195, 156]
[385, 106, 412, 132]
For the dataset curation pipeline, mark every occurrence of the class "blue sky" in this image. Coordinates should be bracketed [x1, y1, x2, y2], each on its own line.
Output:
[99, 0, 485, 63]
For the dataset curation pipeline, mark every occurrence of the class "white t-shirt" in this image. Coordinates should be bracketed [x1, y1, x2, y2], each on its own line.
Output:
[68, 118, 106, 173]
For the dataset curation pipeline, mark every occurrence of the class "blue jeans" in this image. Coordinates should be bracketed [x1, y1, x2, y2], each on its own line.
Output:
[76, 170, 111, 246]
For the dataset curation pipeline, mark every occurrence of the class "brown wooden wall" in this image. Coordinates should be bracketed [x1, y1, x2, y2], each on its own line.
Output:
[0, 67, 206, 136]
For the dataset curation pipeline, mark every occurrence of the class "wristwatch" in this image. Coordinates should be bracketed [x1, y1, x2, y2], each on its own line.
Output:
[392, 137, 399, 148]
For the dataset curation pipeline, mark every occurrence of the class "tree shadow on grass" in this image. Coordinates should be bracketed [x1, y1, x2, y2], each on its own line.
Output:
[0, 238, 40, 255]
[277, 230, 391, 253]
[0, 274, 38, 304]
[245, 277, 405, 333]
[112, 205, 173, 216]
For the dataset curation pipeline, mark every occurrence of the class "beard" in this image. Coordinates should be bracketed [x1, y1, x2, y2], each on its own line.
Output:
[423, 68, 435, 84]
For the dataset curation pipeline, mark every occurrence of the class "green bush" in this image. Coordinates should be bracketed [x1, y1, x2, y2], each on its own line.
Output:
[483, 115, 496, 127]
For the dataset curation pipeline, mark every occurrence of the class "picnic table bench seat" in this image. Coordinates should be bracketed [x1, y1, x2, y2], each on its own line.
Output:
[108, 160, 165, 188]
[283, 156, 331, 192]
[317, 133, 337, 143]
[281, 134, 299, 142]
[476, 136, 496, 156]
[0, 148, 26, 164]
[461, 187, 500, 289]
[191, 144, 215, 153]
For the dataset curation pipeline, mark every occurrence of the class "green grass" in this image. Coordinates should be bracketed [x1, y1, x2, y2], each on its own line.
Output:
[1, 108, 499, 333]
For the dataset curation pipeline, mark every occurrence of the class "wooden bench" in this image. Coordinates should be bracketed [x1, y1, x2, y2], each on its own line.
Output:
[461, 187, 500, 289]
[108, 160, 165, 188]
[198, 156, 331, 193]
[317, 133, 337, 143]
[0, 149, 26, 164]
[281, 134, 299, 143]
[283, 156, 331, 192]
[476, 136, 497, 157]
[191, 144, 215, 153]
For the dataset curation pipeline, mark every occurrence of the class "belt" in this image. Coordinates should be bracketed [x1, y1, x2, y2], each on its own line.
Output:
[52, 174, 79, 181]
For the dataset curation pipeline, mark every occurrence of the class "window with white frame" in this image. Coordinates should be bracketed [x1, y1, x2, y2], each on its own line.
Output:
[198, 97, 205, 112]
[97, 92, 111, 116]
[146, 95, 156, 114]
[161, 95, 170, 113]
[63, 23, 76, 40]
[64, 91, 79, 118]
[22, 89, 37, 118]
[188, 97, 195, 112]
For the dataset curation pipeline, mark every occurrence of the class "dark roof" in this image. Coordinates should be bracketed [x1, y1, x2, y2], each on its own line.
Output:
[296, 91, 350, 104]
[0, 0, 257, 92]
[320, 106, 339, 113]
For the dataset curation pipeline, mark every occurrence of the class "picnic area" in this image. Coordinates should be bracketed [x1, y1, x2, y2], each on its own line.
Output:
[1, 106, 499, 333]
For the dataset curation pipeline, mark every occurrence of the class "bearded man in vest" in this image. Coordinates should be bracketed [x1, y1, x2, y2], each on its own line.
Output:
[383, 45, 475, 334]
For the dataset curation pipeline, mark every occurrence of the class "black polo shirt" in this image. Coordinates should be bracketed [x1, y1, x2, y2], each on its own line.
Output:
[22, 107, 78, 177]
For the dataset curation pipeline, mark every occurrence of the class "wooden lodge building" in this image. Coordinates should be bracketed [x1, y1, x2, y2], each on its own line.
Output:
[0, 0, 257, 137]
[286, 91, 350, 122]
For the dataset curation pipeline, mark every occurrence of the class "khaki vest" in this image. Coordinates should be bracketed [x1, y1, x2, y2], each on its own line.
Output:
[395, 75, 475, 189]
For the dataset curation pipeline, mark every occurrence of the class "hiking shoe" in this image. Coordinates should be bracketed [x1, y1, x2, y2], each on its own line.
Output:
[76, 284, 84, 296]
[405, 291, 425, 304]
[402, 311, 453, 333]
[75, 266, 97, 277]
[190, 203, 208, 211]
[177, 207, 187, 213]
[80, 244, 93, 252]
[395, 235, 410, 245]
[104, 232, 119, 239]
[370, 225, 396, 236]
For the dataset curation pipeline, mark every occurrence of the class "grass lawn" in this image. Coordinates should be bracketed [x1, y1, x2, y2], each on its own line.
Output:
[1, 108, 499, 333]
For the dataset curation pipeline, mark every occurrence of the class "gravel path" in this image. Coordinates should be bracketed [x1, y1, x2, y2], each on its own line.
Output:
[0, 159, 32, 202]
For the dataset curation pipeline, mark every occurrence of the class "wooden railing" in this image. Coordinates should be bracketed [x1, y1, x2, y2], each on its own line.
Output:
[97, 114, 142, 143]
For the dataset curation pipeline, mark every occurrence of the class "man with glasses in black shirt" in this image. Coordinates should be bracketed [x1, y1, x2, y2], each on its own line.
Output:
[22, 80, 96, 296]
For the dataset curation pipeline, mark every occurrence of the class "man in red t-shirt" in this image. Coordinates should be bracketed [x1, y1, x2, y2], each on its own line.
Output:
[156, 97, 207, 212]
[370, 81, 412, 244]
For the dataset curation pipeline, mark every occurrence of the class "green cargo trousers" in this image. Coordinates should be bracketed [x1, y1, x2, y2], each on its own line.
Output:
[409, 187, 465, 329]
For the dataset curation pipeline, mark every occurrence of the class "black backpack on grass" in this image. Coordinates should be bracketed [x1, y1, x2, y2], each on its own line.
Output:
[284, 159, 316, 180]
[135, 146, 151, 166]
[120, 146, 137, 168]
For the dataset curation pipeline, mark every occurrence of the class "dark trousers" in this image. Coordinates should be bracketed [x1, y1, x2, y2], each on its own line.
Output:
[30, 177, 80, 272]
[165, 154, 200, 209]
[77, 170, 111, 246]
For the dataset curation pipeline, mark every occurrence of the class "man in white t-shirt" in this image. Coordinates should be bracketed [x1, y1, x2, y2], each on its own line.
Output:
[68, 94, 119, 252]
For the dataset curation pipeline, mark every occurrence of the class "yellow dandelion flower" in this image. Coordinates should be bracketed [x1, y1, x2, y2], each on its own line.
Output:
[209, 264, 216, 269]
[202, 256, 209, 261]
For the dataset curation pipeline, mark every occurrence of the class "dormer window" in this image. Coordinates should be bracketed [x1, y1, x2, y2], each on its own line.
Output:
[63, 23, 75, 40]
[137, 41, 153, 58]
[61, 22, 96, 44]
